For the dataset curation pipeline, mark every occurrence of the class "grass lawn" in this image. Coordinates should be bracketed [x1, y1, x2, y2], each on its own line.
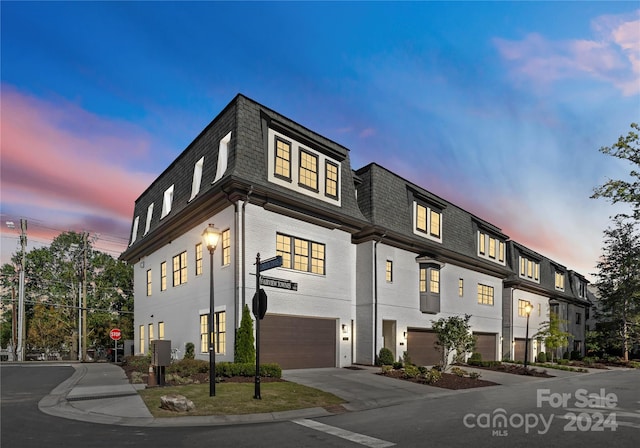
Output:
[139, 381, 345, 417]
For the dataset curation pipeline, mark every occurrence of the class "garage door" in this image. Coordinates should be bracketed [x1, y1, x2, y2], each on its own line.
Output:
[261, 315, 336, 369]
[514, 338, 527, 362]
[473, 333, 497, 361]
[407, 329, 442, 366]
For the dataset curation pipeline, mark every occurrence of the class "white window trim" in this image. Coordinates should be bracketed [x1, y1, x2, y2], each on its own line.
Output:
[144, 203, 154, 235]
[161, 185, 174, 219]
[213, 131, 231, 184]
[519, 256, 540, 284]
[130, 216, 139, 245]
[189, 157, 204, 201]
[412, 201, 442, 243]
[267, 128, 342, 206]
[477, 231, 506, 265]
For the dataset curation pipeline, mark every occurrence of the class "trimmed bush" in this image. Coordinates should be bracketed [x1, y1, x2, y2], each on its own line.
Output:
[469, 352, 482, 363]
[450, 366, 468, 377]
[392, 361, 403, 370]
[378, 347, 394, 366]
[570, 350, 582, 361]
[184, 342, 195, 359]
[215, 362, 282, 378]
[537, 352, 547, 363]
[166, 358, 208, 377]
[563, 351, 570, 360]
[423, 368, 442, 384]
[403, 364, 420, 379]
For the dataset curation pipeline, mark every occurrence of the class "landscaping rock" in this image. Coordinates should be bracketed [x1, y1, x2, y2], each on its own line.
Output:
[160, 393, 195, 412]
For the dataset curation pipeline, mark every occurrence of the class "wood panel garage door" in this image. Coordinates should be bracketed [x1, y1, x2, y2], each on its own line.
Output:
[473, 333, 497, 361]
[407, 329, 442, 366]
[261, 315, 336, 369]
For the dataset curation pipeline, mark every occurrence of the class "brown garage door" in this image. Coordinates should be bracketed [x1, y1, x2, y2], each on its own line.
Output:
[407, 329, 442, 366]
[473, 333, 497, 361]
[261, 315, 336, 369]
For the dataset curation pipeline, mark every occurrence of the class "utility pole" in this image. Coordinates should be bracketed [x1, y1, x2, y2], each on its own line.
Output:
[82, 232, 88, 362]
[17, 219, 27, 362]
[11, 285, 17, 361]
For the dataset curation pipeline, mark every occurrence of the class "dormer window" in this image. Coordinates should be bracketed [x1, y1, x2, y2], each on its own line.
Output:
[144, 203, 154, 235]
[190, 157, 204, 201]
[478, 231, 505, 264]
[519, 256, 540, 283]
[555, 271, 565, 291]
[130, 216, 139, 245]
[161, 185, 174, 219]
[414, 202, 442, 243]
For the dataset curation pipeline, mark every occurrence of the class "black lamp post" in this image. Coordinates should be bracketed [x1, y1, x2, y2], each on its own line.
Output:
[203, 224, 221, 397]
[524, 302, 533, 370]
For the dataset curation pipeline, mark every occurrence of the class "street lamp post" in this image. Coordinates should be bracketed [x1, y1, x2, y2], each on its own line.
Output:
[202, 224, 221, 397]
[524, 302, 533, 370]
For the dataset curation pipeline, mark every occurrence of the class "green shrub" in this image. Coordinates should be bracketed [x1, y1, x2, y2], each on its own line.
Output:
[423, 368, 441, 384]
[214, 362, 282, 378]
[166, 358, 209, 377]
[381, 364, 393, 374]
[403, 364, 420, 379]
[469, 352, 482, 363]
[537, 352, 547, 363]
[402, 351, 413, 367]
[570, 350, 582, 361]
[378, 348, 394, 366]
[557, 358, 569, 365]
[629, 361, 640, 369]
[392, 361, 403, 370]
[450, 366, 467, 377]
[563, 351, 570, 360]
[184, 342, 195, 359]
[469, 372, 481, 380]
[123, 355, 150, 373]
[234, 305, 256, 363]
[418, 365, 429, 375]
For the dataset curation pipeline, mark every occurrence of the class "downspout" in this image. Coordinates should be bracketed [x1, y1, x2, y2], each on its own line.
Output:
[241, 186, 253, 315]
[225, 192, 241, 331]
[373, 233, 386, 364]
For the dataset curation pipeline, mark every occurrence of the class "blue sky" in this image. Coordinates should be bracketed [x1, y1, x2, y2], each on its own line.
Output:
[1, 1, 638, 279]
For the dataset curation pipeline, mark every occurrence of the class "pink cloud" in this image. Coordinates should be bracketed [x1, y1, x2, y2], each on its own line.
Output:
[1, 85, 156, 219]
[0, 85, 158, 263]
[494, 10, 640, 96]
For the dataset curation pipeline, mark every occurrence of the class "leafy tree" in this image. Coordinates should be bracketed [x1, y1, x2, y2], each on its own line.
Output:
[592, 123, 640, 219]
[0, 231, 133, 358]
[535, 311, 571, 362]
[432, 314, 475, 372]
[234, 304, 255, 363]
[27, 304, 69, 356]
[594, 216, 640, 361]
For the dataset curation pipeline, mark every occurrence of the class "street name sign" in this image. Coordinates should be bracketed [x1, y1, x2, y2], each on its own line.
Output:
[259, 255, 283, 272]
[260, 276, 298, 291]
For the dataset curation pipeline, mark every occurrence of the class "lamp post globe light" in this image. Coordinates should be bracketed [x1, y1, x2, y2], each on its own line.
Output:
[524, 302, 533, 370]
[202, 224, 221, 397]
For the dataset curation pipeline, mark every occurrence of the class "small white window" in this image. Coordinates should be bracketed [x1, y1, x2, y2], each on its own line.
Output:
[144, 203, 154, 235]
[190, 157, 204, 201]
[130, 216, 139, 245]
[161, 185, 174, 218]
[213, 131, 231, 184]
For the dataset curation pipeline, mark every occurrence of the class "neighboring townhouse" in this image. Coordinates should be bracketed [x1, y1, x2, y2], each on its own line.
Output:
[352, 163, 511, 365]
[120, 94, 591, 369]
[502, 243, 590, 362]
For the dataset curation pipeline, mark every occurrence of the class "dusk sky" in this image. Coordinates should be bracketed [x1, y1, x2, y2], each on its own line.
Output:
[1, 2, 638, 280]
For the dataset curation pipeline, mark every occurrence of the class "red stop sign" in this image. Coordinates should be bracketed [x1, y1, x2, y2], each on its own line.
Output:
[109, 328, 122, 341]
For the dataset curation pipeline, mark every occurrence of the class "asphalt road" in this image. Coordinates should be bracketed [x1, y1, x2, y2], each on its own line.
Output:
[2, 364, 639, 448]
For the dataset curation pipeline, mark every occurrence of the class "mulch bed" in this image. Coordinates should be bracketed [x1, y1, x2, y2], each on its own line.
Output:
[378, 370, 499, 390]
[468, 363, 554, 377]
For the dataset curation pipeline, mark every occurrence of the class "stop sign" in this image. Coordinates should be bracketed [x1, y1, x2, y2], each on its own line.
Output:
[109, 328, 122, 341]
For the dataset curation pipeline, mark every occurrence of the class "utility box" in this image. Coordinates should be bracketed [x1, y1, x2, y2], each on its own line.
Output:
[151, 340, 171, 366]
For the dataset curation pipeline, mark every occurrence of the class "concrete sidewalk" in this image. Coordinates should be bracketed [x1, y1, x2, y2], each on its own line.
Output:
[36, 361, 612, 427]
